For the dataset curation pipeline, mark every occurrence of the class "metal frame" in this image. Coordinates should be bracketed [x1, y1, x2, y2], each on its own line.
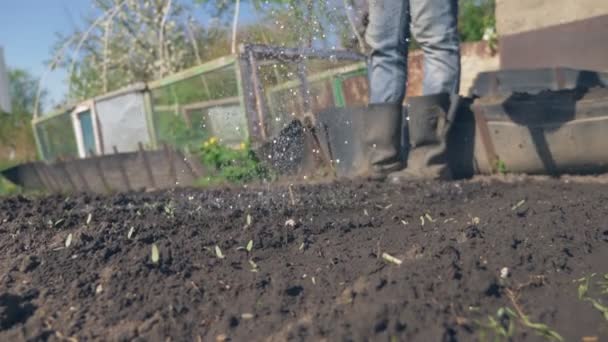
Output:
[264, 62, 367, 118]
[237, 44, 366, 143]
[33, 44, 367, 160]
[71, 100, 103, 158]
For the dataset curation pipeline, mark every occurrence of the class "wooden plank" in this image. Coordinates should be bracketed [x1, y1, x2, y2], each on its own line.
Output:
[147, 55, 237, 89]
[248, 50, 268, 140]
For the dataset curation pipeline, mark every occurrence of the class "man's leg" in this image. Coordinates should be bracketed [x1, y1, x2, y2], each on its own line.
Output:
[366, 0, 410, 104]
[410, 0, 460, 95]
[358, 0, 410, 180]
[388, 0, 460, 182]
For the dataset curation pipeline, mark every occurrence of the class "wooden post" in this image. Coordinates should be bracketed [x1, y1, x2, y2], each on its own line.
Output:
[91, 149, 111, 193]
[163, 143, 178, 185]
[138, 142, 156, 189]
[113, 146, 131, 191]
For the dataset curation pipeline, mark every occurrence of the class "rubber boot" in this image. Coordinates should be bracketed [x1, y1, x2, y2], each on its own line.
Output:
[363, 103, 404, 181]
[389, 93, 459, 182]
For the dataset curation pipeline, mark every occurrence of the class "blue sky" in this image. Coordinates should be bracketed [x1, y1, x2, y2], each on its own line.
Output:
[0, 1, 258, 110]
[0, 1, 93, 108]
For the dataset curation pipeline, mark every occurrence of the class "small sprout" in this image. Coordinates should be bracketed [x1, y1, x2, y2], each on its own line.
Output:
[127, 227, 135, 239]
[384, 204, 393, 210]
[420, 216, 425, 226]
[512, 199, 526, 211]
[246, 240, 253, 253]
[95, 284, 103, 294]
[65, 233, 73, 248]
[401, 220, 408, 226]
[500, 267, 510, 279]
[311, 277, 316, 285]
[151, 244, 160, 264]
[425, 213, 435, 222]
[245, 214, 252, 227]
[215, 245, 225, 259]
[241, 313, 254, 320]
[364, 209, 369, 216]
[248, 259, 259, 272]
[86, 213, 92, 225]
[382, 252, 403, 266]
[299, 242, 305, 250]
[285, 219, 296, 227]
[54, 218, 65, 227]
[444, 218, 455, 223]
[519, 314, 564, 341]
[472, 217, 480, 225]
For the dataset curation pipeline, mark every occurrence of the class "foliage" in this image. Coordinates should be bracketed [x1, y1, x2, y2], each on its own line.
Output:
[496, 159, 507, 175]
[196, 136, 271, 185]
[53, 0, 217, 101]
[475, 306, 563, 342]
[8, 68, 47, 115]
[577, 273, 608, 321]
[459, 0, 496, 43]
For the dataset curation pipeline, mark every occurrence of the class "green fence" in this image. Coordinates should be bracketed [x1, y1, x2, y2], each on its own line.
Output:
[33, 109, 78, 161]
[32, 48, 368, 161]
[147, 55, 248, 152]
[265, 62, 367, 136]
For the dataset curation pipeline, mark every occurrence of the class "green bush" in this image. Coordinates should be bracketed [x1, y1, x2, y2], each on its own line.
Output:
[459, 0, 496, 42]
[196, 137, 271, 185]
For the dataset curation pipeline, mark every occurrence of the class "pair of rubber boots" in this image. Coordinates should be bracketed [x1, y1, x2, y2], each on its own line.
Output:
[363, 93, 460, 182]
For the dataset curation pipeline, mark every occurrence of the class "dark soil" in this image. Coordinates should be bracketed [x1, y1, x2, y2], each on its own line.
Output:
[0, 178, 607, 341]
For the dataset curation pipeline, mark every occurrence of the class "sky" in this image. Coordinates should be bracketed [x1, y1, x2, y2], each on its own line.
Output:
[0, 1, 258, 111]
[0, 1, 92, 109]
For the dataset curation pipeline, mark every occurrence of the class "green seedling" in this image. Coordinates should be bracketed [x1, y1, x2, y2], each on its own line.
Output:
[512, 200, 526, 211]
[215, 245, 225, 259]
[248, 259, 259, 272]
[127, 227, 135, 239]
[151, 244, 160, 264]
[382, 253, 403, 266]
[518, 313, 564, 341]
[474, 307, 516, 342]
[164, 202, 176, 218]
[86, 213, 92, 225]
[496, 159, 507, 175]
[246, 240, 253, 253]
[475, 306, 563, 342]
[65, 233, 73, 248]
[577, 274, 608, 321]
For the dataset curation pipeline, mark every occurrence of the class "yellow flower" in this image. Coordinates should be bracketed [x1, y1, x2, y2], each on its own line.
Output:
[239, 142, 246, 150]
[209, 136, 218, 145]
[203, 141, 209, 148]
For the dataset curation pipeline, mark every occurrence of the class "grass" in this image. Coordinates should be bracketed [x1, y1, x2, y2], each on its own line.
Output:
[474, 303, 563, 342]
[577, 273, 608, 321]
[472, 277, 563, 342]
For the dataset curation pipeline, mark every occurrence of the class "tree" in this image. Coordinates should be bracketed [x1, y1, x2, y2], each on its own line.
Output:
[52, 0, 211, 101]
[459, 0, 496, 42]
[8, 68, 46, 115]
[0, 68, 40, 166]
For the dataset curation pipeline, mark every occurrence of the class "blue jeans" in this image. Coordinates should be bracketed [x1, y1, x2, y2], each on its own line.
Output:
[366, 0, 461, 103]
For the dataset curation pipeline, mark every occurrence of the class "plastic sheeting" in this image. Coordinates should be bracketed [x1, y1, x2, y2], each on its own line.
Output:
[95, 91, 149, 153]
[207, 105, 248, 146]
